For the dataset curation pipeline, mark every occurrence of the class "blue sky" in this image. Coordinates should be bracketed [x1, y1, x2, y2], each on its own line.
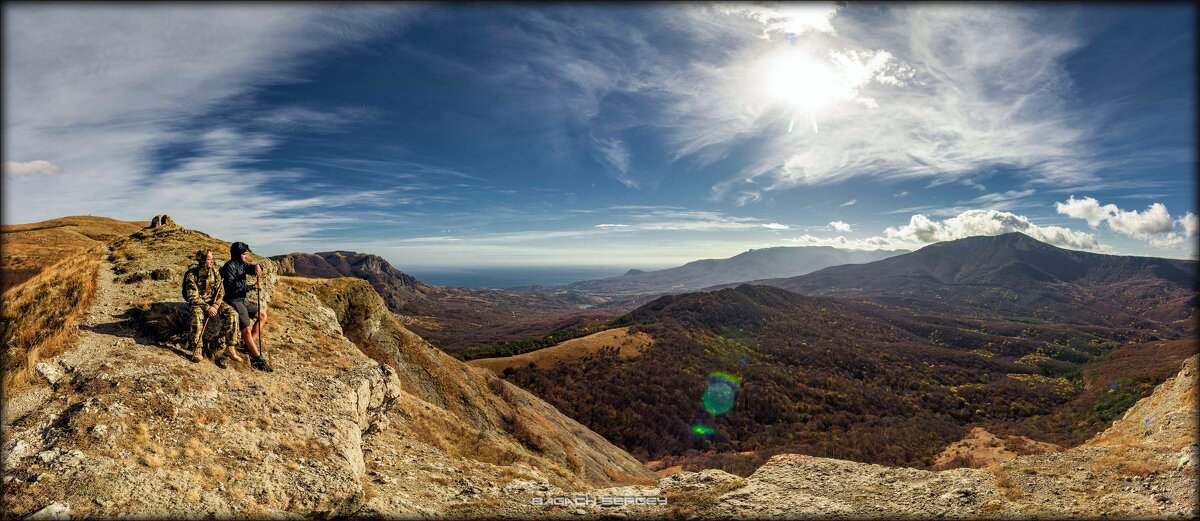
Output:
[3, 3, 1196, 269]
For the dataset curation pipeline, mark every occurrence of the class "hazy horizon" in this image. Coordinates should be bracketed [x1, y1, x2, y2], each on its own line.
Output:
[3, 4, 1196, 264]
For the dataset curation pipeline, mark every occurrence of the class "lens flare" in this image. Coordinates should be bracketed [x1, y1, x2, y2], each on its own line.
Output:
[691, 424, 716, 436]
[702, 372, 741, 415]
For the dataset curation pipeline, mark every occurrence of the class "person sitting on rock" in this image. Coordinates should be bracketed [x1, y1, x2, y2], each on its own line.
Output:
[182, 249, 239, 364]
[219, 241, 273, 372]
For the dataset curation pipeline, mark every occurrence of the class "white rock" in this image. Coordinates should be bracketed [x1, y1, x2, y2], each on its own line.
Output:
[5, 440, 33, 467]
[36, 450, 59, 464]
[25, 502, 71, 520]
[35, 363, 64, 385]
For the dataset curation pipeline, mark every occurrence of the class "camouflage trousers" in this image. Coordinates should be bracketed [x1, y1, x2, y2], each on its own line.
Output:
[188, 303, 239, 351]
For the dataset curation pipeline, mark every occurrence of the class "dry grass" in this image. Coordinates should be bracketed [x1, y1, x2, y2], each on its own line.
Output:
[1, 245, 102, 392]
[498, 465, 535, 485]
[204, 464, 227, 480]
[466, 327, 653, 375]
[277, 433, 333, 460]
[1091, 450, 1172, 477]
[664, 477, 748, 519]
[1, 216, 146, 292]
[989, 462, 1023, 500]
[140, 453, 165, 468]
[503, 412, 546, 453]
[603, 466, 657, 486]
[565, 445, 584, 475]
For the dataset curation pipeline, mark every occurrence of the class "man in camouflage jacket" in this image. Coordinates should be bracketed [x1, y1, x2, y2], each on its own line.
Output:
[183, 250, 240, 364]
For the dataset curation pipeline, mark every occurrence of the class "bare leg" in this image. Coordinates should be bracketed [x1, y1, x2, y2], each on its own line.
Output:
[252, 310, 267, 341]
[241, 326, 261, 358]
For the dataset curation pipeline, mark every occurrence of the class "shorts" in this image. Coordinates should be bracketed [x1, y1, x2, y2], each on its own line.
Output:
[228, 299, 260, 329]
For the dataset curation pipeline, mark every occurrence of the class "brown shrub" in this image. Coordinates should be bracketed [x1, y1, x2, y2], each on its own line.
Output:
[1, 245, 101, 392]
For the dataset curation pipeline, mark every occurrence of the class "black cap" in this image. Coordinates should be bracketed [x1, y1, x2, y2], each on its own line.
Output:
[230, 242, 252, 258]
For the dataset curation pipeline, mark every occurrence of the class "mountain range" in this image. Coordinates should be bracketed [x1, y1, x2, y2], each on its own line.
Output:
[562, 246, 907, 297]
[743, 232, 1195, 328]
[279, 246, 913, 353]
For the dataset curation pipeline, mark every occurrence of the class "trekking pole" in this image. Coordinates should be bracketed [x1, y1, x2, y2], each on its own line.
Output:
[258, 280, 270, 367]
[195, 294, 216, 359]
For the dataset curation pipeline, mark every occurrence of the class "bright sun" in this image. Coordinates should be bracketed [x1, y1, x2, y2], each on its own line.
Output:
[764, 51, 848, 113]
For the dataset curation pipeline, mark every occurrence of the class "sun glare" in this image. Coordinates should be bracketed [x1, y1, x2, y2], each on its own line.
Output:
[765, 51, 847, 112]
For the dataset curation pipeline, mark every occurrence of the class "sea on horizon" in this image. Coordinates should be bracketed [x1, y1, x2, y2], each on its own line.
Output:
[405, 265, 652, 289]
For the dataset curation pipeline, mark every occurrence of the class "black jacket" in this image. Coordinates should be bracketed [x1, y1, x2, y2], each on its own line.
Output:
[219, 259, 259, 303]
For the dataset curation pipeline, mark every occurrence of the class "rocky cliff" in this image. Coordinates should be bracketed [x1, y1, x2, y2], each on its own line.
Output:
[1, 218, 652, 519]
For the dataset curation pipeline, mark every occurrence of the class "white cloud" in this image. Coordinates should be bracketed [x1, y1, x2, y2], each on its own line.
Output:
[1054, 195, 1117, 228]
[894, 191, 909, 198]
[762, 222, 790, 230]
[1178, 213, 1198, 237]
[1106, 203, 1174, 239]
[594, 223, 629, 229]
[1056, 196, 1190, 249]
[884, 209, 1107, 251]
[3, 160, 60, 176]
[840, 199, 857, 207]
[828, 221, 852, 232]
[1149, 234, 1183, 249]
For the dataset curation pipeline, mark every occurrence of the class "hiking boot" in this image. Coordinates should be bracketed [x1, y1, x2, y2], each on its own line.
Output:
[223, 345, 244, 363]
[190, 346, 203, 363]
[251, 356, 274, 372]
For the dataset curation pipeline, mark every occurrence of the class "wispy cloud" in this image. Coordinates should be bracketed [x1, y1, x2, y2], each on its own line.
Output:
[840, 199, 857, 207]
[762, 222, 790, 230]
[683, 5, 1100, 201]
[784, 234, 903, 251]
[716, 3, 839, 38]
[250, 104, 380, 134]
[956, 189, 1036, 206]
[3, 4, 415, 232]
[592, 136, 637, 188]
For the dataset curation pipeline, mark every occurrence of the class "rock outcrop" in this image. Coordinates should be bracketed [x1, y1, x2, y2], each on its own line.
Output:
[1, 219, 652, 519]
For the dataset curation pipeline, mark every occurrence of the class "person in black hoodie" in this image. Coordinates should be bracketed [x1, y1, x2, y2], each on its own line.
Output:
[219, 241, 273, 372]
